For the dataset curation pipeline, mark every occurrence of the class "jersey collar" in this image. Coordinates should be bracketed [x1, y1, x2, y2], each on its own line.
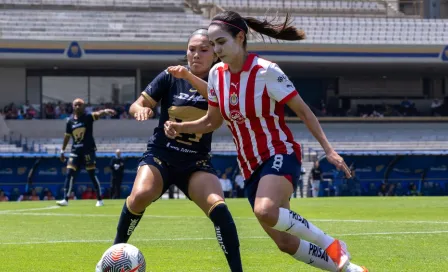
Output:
[223, 53, 257, 73]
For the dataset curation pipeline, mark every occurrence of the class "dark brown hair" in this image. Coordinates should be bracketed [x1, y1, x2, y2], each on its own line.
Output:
[210, 11, 305, 48]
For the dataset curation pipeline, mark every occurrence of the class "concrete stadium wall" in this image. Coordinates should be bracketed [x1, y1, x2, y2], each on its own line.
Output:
[5, 119, 448, 139]
[0, 67, 26, 108]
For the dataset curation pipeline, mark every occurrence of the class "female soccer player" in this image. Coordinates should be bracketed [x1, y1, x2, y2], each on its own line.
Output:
[111, 28, 243, 271]
[164, 11, 368, 272]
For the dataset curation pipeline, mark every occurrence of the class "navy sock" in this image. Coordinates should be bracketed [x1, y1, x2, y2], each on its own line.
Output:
[63, 169, 76, 201]
[209, 203, 243, 272]
[114, 199, 145, 244]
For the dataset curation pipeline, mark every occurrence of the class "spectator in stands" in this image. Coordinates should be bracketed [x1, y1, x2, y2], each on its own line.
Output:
[407, 182, 419, 196]
[386, 184, 396, 196]
[234, 170, 245, 198]
[29, 188, 40, 201]
[219, 173, 233, 198]
[43, 190, 55, 201]
[378, 183, 388, 196]
[110, 149, 125, 199]
[310, 160, 323, 197]
[296, 166, 306, 198]
[82, 187, 97, 199]
[0, 190, 9, 202]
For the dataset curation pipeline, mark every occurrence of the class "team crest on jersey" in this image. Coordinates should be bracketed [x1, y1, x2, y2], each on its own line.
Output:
[230, 93, 238, 106]
[209, 89, 216, 97]
[229, 110, 245, 124]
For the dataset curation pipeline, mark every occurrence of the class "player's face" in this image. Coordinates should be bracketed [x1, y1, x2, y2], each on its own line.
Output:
[73, 100, 85, 115]
[187, 35, 215, 76]
[208, 24, 244, 64]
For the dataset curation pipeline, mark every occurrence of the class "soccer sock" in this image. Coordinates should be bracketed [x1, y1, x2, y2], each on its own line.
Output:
[87, 169, 102, 201]
[292, 239, 338, 271]
[272, 208, 335, 250]
[114, 198, 145, 244]
[63, 168, 76, 201]
[209, 202, 243, 272]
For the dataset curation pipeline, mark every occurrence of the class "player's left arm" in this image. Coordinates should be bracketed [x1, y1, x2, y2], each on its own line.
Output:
[266, 63, 351, 177]
[166, 65, 208, 98]
[91, 109, 116, 120]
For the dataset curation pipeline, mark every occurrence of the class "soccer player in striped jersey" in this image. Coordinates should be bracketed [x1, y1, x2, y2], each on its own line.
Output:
[110, 29, 243, 272]
[164, 11, 368, 272]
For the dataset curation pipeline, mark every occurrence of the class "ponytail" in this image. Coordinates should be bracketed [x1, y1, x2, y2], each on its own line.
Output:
[243, 13, 306, 42]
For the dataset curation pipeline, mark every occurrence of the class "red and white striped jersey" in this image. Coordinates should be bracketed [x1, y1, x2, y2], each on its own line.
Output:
[208, 54, 301, 179]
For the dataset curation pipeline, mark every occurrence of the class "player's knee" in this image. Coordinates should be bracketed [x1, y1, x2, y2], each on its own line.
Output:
[128, 188, 155, 211]
[253, 203, 277, 226]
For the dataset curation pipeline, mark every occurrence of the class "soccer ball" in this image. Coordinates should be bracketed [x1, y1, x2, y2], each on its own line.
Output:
[96, 243, 146, 272]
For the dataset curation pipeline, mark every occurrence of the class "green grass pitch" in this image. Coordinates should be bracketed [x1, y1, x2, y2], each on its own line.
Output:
[1, 197, 447, 271]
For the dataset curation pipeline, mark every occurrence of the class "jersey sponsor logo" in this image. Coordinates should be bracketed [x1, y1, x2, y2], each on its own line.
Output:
[272, 154, 284, 171]
[230, 93, 238, 106]
[189, 88, 197, 93]
[72, 122, 84, 129]
[230, 82, 239, 89]
[174, 93, 206, 102]
[229, 110, 245, 124]
[308, 243, 329, 262]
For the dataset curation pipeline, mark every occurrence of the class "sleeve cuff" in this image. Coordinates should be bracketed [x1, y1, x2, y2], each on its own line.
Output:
[208, 100, 219, 107]
[64, 133, 71, 136]
[141, 92, 152, 102]
[92, 114, 99, 121]
[279, 90, 298, 104]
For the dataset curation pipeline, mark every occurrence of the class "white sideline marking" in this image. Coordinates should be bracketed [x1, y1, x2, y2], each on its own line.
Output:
[0, 206, 60, 214]
[2, 211, 448, 225]
[1, 230, 448, 246]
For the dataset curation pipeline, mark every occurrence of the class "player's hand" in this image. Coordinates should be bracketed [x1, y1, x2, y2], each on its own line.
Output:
[60, 152, 65, 163]
[164, 121, 181, 139]
[134, 107, 154, 121]
[326, 150, 352, 178]
[166, 65, 190, 79]
[104, 109, 116, 116]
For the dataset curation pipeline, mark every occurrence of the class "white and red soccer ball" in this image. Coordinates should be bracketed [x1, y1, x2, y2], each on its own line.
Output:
[96, 243, 146, 272]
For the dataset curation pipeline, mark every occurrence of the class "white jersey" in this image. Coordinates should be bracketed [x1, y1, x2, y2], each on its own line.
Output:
[208, 54, 301, 179]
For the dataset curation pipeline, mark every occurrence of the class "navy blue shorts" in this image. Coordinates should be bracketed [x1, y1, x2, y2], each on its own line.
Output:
[244, 153, 301, 209]
[67, 151, 96, 171]
[138, 152, 217, 201]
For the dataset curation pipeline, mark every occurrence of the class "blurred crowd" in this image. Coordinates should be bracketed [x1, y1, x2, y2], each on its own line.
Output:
[1, 101, 163, 120]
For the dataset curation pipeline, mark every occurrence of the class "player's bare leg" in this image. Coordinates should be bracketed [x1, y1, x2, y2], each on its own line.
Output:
[113, 165, 163, 244]
[188, 171, 243, 272]
[253, 175, 367, 271]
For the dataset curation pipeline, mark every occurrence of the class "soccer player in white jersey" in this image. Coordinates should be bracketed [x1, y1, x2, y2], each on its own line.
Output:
[164, 11, 368, 272]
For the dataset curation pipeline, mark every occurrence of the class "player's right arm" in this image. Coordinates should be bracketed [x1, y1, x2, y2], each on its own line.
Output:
[164, 105, 223, 137]
[60, 120, 71, 162]
[130, 70, 169, 121]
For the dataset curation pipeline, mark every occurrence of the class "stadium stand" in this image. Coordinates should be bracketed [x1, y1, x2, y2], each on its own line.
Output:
[0, 0, 447, 44]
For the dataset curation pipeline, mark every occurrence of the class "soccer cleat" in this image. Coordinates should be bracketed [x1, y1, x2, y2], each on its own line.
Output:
[96, 200, 104, 207]
[56, 199, 68, 206]
[342, 262, 369, 272]
[326, 239, 350, 272]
